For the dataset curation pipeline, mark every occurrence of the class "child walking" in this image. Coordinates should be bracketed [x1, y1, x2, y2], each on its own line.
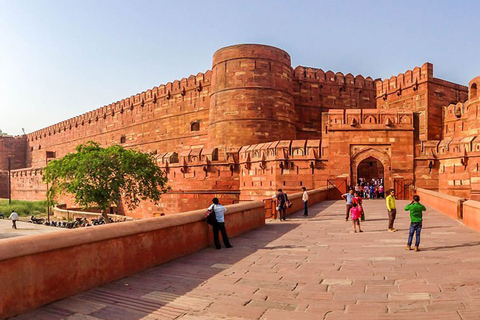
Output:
[350, 203, 363, 233]
[353, 192, 365, 221]
[405, 195, 426, 251]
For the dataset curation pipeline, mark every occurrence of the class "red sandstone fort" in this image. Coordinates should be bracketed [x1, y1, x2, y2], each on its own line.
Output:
[1, 44, 478, 218]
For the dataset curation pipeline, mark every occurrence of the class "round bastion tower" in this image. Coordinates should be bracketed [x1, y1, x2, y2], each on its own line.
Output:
[208, 44, 297, 149]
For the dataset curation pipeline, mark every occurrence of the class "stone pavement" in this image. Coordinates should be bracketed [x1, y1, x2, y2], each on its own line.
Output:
[0, 218, 65, 240]
[13, 199, 480, 320]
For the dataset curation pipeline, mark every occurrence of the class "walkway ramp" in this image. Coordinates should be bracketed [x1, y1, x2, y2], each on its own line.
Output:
[14, 200, 480, 319]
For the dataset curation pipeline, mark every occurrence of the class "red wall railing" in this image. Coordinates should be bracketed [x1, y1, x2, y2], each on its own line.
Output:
[416, 188, 465, 220]
[1, 187, 332, 319]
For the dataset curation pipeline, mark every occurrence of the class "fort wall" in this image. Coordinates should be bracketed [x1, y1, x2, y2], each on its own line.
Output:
[26, 71, 212, 168]
[415, 79, 480, 199]
[376, 63, 468, 142]
[0, 135, 27, 171]
[0, 171, 8, 198]
[292, 66, 376, 140]
[3, 43, 479, 214]
[4, 44, 380, 215]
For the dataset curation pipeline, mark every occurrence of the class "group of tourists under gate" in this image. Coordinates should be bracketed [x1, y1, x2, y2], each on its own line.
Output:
[328, 153, 414, 201]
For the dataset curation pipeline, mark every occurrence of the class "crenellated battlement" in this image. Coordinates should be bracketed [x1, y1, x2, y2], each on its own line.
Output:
[444, 102, 467, 121]
[10, 167, 45, 178]
[26, 71, 212, 142]
[239, 140, 322, 163]
[375, 63, 433, 96]
[327, 109, 414, 129]
[293, 66, 375, 89]
[154, 139, 323, 171]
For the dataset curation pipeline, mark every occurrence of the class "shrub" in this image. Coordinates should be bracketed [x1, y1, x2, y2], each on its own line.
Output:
[0, 200, 47, 217]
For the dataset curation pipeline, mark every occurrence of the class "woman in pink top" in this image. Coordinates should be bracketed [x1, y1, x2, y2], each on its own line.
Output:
[350, 203, 363, 233]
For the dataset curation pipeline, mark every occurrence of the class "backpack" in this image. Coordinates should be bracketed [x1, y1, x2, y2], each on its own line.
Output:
[205, 206, 217, 225]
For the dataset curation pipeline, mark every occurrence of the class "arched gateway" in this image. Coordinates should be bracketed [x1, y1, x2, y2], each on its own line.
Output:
[357, 156, 384, 182]
[351, 148, 391, 191]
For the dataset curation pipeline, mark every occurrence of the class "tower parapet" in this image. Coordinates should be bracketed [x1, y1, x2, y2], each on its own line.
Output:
[376, 62, 467, 141]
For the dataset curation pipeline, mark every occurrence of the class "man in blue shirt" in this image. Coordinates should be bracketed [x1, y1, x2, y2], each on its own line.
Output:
[342, 190, 355, 221]
[208, 198, 233, 250]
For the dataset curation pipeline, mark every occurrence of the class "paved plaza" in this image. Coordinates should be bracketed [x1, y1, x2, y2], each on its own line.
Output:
[13, 199, 480, 320]
[0, 218, 65, 240]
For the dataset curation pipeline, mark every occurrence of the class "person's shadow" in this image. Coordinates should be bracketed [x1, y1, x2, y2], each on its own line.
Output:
[422, 241, 480, 251]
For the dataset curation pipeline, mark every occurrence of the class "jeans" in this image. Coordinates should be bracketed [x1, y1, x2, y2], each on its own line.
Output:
[388, 209, 397, 229]
[303, 201, 308, 216]
[407, 222, 422, 247]
[213, 222, 232, 249]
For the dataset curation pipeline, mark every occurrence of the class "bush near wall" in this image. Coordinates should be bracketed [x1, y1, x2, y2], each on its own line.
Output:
[0, 199, 47, 217]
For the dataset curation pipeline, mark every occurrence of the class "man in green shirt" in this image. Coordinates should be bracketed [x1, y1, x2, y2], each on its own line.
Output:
[405, 195, 426, 252]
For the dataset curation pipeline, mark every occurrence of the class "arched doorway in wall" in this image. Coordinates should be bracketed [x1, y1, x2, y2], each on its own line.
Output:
[351, 148, 391, 192]
[357, 156, 384, 183]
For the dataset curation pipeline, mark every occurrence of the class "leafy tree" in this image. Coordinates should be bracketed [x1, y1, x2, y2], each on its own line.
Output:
[43, 141, 168, 221]
[0, 129, 7, 136]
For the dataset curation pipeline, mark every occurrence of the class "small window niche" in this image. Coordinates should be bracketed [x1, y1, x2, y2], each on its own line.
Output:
[190, 121, 200, 132]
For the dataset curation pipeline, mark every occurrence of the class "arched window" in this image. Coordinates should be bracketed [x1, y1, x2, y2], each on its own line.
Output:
[191, 121, 200, 131]
[120, 135, 126, 144]
[470, 83, 478, 100]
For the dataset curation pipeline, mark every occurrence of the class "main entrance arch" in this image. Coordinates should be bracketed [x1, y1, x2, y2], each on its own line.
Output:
[357, 157, 384, 182]
[351, 148, 391, 191]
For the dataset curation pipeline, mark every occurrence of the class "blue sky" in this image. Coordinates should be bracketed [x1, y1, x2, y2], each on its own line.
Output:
[1, 0, 479, 135]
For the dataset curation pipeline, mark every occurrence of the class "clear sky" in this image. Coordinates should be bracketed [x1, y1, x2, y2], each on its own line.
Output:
[1, 0, 479, 135]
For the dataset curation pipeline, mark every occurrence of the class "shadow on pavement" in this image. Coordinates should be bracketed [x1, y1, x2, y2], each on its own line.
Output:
[422, 241, 480, 251]
[13, 216, 305, 320]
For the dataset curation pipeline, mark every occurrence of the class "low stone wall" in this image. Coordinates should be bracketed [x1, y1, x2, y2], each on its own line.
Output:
[263, 187, 330, 219]
[0, 187, 332, 318]
[286, 187, 330, 217]
[463, 201, 480, 232]
[0, 201, 265, 319]
[416, 188, 465, 220]
[53, 207, 136, 222]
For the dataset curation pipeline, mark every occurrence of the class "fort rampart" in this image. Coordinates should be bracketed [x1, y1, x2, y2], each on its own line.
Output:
[2, 43, 480, 214]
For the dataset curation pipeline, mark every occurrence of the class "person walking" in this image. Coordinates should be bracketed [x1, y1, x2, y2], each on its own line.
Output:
[302, 187, 309, 216]
[342, 189, 354, 221]
[350, 203, 363, 233]
[275, 189, 288, 221]
[370, 184, 375, 199]
[386, 189, 397, 232]
[9, 210, 19, 229]
[207, 198, 232, 250]
[405, 195, 426, 251]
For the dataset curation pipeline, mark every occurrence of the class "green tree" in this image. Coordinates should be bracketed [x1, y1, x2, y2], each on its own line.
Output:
[43, 141, 168, 221]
